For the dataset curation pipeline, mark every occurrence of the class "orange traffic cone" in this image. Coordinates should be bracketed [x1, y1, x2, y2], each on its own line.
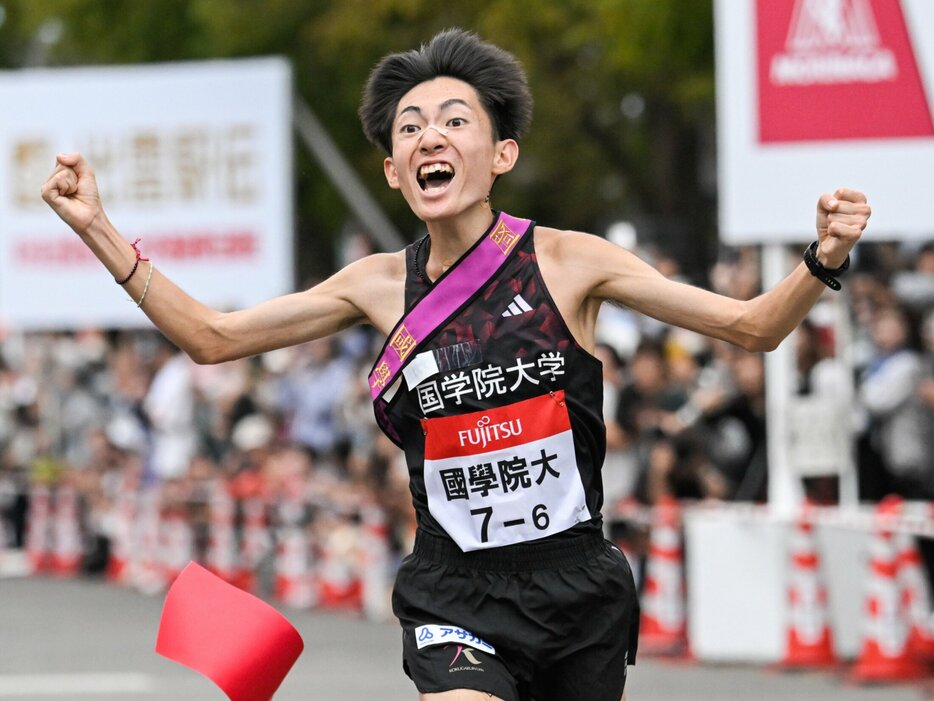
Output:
[274, 480, 315, 609]
[360, 502, 391, 622]
[107, 471, 138, 584]
[780, 504, 836, 668]
[316, 517, 363, 611]
[850, 500, 926, 683]
[205, 478, 239, 583]
[895, 529, 934, 663]
[159, 507, 194, 586]
[639, 497, 688, 655]
[274, 525, 315, 609]
[892, 502, 934, 663]
[25, 485, 53, 574]
[133, 488, 167, 595]
[51, 485, 83, 577]
[237, 495, 271, 594]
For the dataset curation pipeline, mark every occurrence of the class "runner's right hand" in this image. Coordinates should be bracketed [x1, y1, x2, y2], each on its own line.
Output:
[41, 152, 104, 236]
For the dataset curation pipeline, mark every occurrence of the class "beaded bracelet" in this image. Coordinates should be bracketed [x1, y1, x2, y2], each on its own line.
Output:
[115, 238, 149, 285]
[136, 261, 154, 308]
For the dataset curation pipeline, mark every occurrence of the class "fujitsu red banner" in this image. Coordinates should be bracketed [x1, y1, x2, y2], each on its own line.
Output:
[716, 0, 934, 243]
[757, 0, 933, 142]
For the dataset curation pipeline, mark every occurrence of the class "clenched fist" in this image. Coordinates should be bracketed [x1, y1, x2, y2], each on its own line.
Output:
[41, 152, 104, 236]
[815, 188, 870, 269]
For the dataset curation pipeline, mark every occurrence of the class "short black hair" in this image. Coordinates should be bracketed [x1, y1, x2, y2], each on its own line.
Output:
[359, 28, 533, 154]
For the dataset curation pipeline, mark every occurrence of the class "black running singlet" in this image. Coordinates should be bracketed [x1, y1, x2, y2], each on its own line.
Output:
[380, 216, 607, 549]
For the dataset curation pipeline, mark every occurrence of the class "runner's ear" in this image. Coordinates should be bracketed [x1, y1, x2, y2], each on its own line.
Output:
[492, 139, 518, 177]
[384, 157, 401, 190]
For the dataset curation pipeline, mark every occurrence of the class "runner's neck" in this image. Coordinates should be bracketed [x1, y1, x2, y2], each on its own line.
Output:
[423, 206, 496, 278]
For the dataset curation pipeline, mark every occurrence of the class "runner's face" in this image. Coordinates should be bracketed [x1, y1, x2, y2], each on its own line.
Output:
[384, 77, 517, 223]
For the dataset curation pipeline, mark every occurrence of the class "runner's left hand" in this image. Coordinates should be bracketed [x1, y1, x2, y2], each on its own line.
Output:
[815, 188, 870, 269]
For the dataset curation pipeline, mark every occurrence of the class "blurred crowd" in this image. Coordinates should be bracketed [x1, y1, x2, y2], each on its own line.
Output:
[0, 239, 932, 590]
[597, 240, 933, 512]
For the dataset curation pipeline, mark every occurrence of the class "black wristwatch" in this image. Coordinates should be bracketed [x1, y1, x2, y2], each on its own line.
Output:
[803, 241, 849, 291]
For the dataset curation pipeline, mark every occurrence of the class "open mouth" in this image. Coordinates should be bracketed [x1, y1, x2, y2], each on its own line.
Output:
[417, 163, 455, 191]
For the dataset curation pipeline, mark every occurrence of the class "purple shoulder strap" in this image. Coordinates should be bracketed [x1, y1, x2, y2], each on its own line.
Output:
[369, 211, 532, 401]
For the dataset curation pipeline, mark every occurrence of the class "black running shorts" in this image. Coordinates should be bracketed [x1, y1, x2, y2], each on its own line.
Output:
[392, 529, 639, 701]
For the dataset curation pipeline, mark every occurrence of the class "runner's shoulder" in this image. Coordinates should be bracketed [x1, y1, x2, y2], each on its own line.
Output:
[339, 249, 407, 286]
[533, 225, 606, 265]
[333, 250, 407, 333]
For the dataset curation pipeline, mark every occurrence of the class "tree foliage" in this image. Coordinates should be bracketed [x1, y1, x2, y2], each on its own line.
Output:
[1, 0, 716, 280]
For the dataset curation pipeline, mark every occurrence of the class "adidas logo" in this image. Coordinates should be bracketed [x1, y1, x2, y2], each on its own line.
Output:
[501, 294, 533, 317]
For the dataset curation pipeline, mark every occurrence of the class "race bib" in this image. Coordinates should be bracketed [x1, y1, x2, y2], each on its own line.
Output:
[421, 391, 591, 551]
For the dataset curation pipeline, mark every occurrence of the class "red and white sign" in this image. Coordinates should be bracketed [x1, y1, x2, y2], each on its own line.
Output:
[0, 58, 293, 329]
[716, 0, 934, 242]
[758, 0, 933, 142]
[422, 391, 591, 551]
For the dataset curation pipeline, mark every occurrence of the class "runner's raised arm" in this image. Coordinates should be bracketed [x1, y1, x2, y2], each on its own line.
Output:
[41, 152, 404, 363]
[533, 187, 869, 355]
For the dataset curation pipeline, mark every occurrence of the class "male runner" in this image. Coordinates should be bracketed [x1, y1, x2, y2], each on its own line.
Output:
[42, 28, 869, 701]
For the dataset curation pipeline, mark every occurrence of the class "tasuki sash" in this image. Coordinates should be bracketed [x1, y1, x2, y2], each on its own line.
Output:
[369, 212, 533, 443]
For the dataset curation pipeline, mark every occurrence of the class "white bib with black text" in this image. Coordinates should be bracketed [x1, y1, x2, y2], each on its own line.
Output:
[421, 390, 591, 551]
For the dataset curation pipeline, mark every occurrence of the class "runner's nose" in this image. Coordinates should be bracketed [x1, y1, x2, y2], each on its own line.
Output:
[419, 125, 448, 152]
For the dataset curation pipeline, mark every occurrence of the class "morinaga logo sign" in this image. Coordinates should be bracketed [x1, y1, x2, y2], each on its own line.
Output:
[770, 0, 896, 85]
[757, 0, 934, 142]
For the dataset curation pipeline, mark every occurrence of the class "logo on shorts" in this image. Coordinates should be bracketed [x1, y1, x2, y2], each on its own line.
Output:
[449, 645, 484, 673]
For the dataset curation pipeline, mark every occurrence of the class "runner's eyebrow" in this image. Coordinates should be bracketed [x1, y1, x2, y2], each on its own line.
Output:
[438, 98, 471, 112]
[397, 99, 473, 120]
[397, 105, 422, 119]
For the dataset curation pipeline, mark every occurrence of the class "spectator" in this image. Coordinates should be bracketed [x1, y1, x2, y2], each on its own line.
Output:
[793, 316, 855, 503]
[279, 338, 354, 468]
[919, 310, 934, 414]
[858, 304, 933, 499]
[616, 339, 697, 503]
[142, 336, 198, 481]
[617, 339, 689, 446]
[701, 351, 767, 501]
[593, 343, 639, 508]
[891, 242, 934, 313]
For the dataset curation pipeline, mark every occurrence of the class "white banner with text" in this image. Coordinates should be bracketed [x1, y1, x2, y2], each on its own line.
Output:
[0, 57, 293, 329]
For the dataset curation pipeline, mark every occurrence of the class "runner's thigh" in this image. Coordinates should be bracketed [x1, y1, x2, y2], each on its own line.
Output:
[421, 691, 506, 700]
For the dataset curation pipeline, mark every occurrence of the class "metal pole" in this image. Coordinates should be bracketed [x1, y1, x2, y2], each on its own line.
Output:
[762, 243, 804, 515]
[833, 292, 860, 508]
[292, 95, 405, 252]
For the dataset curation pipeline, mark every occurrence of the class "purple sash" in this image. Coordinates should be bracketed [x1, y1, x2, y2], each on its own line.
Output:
[369, 211, 532, 403]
